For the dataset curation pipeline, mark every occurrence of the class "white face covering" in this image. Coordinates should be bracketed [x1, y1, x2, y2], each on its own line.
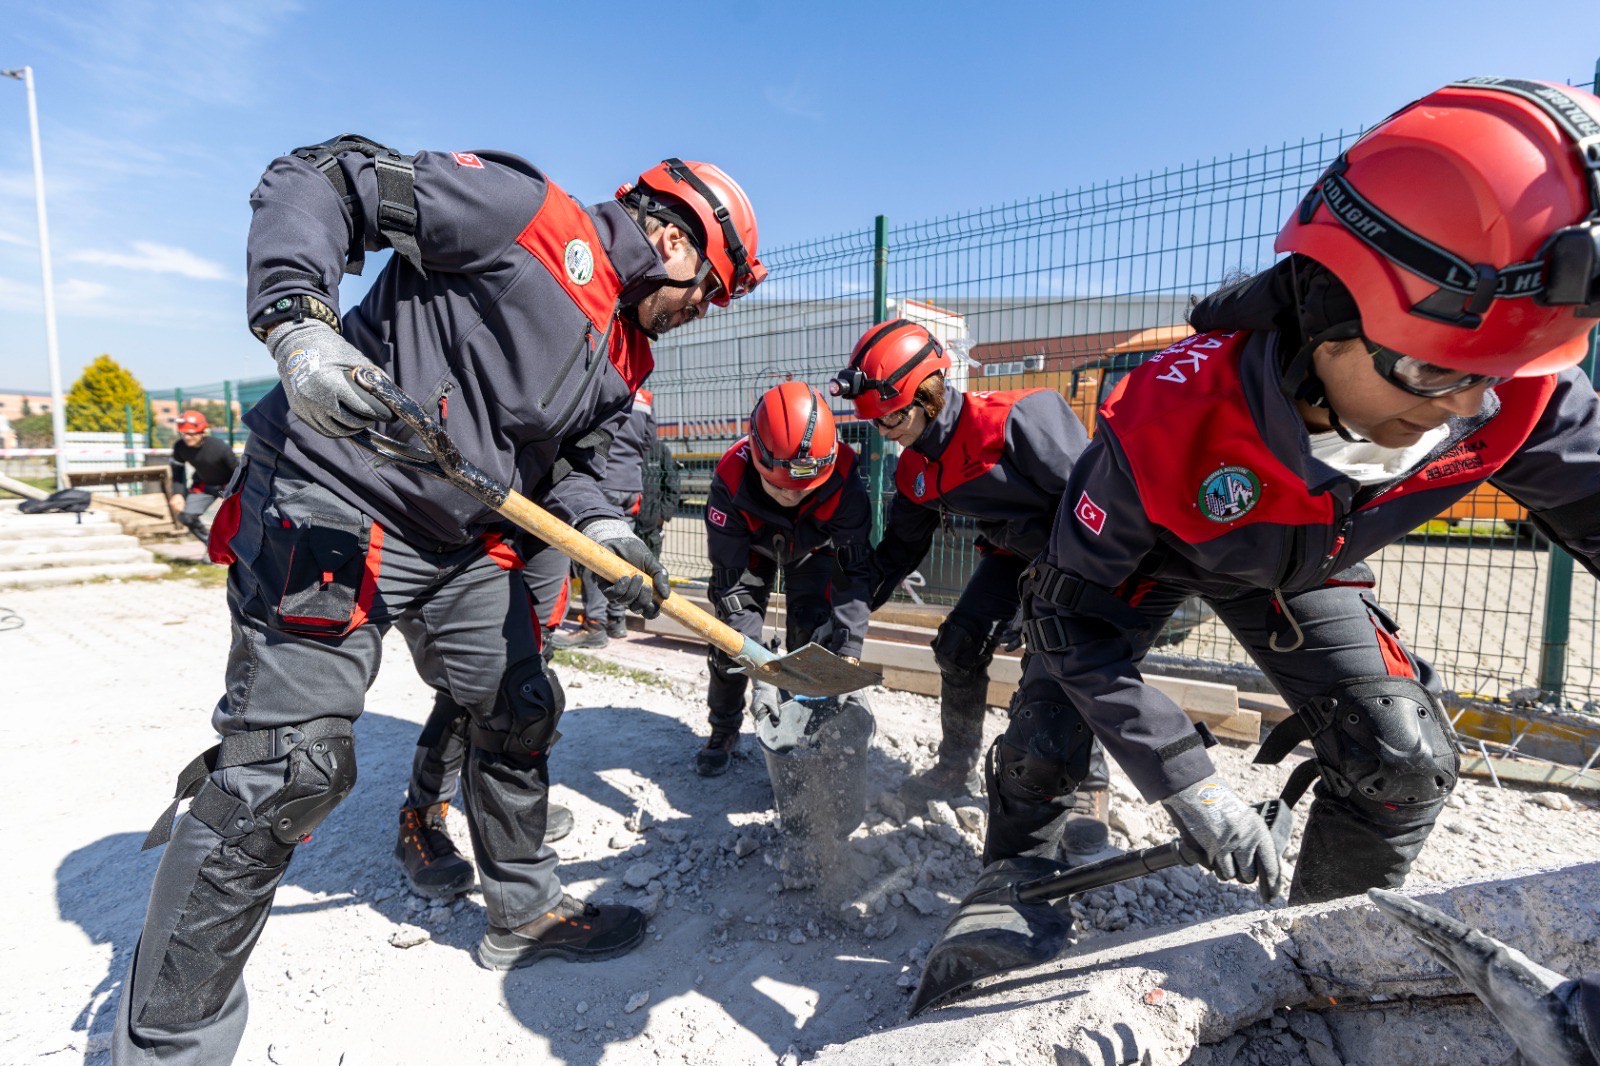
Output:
[1307, 425, 1450, 486]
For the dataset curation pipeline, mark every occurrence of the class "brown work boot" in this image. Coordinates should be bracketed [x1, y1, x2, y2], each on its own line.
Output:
[1060, 787, 1114, 865]
[476, 895, 646, 970]
[695, 729, 741, 777]
[551, 624, 608, 651]
[394, 802, 476, 899]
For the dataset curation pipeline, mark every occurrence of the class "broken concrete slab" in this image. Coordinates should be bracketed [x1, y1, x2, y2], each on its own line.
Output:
[810, 861, 1600, 1066]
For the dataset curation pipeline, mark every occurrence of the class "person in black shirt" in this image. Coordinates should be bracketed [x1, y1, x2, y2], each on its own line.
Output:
[167, 410, 238, 543]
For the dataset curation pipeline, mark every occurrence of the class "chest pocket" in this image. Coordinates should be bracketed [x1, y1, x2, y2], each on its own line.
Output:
[538, 318, 619, 441]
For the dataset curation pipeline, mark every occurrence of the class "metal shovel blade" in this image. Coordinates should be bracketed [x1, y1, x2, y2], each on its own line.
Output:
[734, 642, 881, 698]
[908, 888, 1074, 1018]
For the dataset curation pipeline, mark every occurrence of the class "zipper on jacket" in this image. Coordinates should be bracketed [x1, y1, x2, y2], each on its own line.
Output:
[1311, 507, 1353, 586]
[551, 316, 617, 433]
[541, 323, 593, 409]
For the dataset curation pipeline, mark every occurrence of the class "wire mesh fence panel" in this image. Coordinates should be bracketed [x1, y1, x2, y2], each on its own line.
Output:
[144, 80, 1600, 708]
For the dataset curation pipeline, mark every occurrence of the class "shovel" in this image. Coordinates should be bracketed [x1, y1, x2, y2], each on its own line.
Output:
[908, 798, 1294, 1017]
[347, 366, 881, 698]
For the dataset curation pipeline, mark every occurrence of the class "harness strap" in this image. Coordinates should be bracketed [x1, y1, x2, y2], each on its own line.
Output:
[291, 134, 427, 277]
[719, 588, 761, 616]
[1020, 563, 1148, 652]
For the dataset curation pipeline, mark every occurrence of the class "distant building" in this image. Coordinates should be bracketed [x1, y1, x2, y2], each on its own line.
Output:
[0, 389, 53, 449]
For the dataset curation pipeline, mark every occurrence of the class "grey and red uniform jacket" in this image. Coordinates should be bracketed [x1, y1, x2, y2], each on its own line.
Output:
[1030, 328, 1600, 801]
[871, 388, 1091, 605]
[596, 389, 655, 505]
[705, 438, 873, 659]
[243, 145, 663, 550]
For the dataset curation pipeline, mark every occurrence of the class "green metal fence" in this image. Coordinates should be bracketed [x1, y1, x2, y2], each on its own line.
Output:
[151, 98, 1600, 712]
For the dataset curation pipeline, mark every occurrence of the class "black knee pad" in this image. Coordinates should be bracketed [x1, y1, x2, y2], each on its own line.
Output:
[1301, 676, 1459, 814]
[932, 613, 997, 688]
[259, 719, 358, 846]
[471, 656, 562, 762]
[987, 697, 1094, 803]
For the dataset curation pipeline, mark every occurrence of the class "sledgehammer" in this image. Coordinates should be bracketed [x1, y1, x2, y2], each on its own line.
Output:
[347, 366, 881, 698]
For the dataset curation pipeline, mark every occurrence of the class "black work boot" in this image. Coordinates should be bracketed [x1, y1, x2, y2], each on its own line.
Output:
[551, 624, 608, 651]
[394, 802, 476, 899]
[476, 895, 646, 970]
[695, 729, 741, 777]
[1060, 787, 1113, 865]
[546, 801, 575, 844]
[901, 677, 986, 807]
[605, 618, 628, 640]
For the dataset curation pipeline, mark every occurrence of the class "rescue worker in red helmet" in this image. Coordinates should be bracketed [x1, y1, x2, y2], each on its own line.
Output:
[698, 381, 873, 775]
[834, 320, 1112, 857]
[989, 79, 1600, 916]
[116, 140, 761, 1064]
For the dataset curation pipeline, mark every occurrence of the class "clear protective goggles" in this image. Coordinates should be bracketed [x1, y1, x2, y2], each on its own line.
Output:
[1365, 338, 1508, 398]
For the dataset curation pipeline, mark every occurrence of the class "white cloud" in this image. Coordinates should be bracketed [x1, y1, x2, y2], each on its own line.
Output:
[0, 229, 33, 248]
[764, 83, 825, 122]
[71, 241, 233, 282]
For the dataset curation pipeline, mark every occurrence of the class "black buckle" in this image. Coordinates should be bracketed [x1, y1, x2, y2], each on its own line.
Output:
[1021, 615, 1071, 653]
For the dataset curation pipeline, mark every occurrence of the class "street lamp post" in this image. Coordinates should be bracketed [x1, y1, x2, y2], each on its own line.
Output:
[2, 65, 68, 489]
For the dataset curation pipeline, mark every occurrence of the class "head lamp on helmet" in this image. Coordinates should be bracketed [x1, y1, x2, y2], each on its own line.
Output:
[832, 320, 952, 421]
[750, 382, 839, 491]
[1278, 77, 1600, 378]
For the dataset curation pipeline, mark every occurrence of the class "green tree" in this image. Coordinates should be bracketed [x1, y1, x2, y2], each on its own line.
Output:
[19, 397, 32, 416]
[65, 355, 147, 434]
[12, 413, 55, 448]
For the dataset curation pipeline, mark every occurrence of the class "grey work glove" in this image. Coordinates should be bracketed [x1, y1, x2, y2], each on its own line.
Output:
[1369, 889, 1595, 1066]
[582, 518, 670, 619]
[1161, 777, 1284, 903]
[266, 319, 392, 438]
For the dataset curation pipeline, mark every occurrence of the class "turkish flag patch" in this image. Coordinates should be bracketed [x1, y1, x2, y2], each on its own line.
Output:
[708, 506, 727, 527]
[1074, 491, 1106, 536]
[451, 152, 484, 169]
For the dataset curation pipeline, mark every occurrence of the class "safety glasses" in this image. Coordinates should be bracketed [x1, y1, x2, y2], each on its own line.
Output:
[751, 433, 835, 479]
[1365, 339, 1508, 398]
[872, 406, 915, 431]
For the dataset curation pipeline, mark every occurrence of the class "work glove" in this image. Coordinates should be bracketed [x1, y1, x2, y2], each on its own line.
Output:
[1369, 889, 1595, 1066]
[582, 518, 670, 619]
[996, 605, 1026, 653]
[266, 319, 393, 438]
[1161, 777, 1285, 903]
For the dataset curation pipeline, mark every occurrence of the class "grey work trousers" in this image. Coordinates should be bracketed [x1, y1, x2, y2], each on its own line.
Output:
[987, 576, 1448, 904]
[114, 446, 561, 1064]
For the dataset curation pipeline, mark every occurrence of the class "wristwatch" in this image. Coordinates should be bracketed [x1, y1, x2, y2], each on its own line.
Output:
[250, 294, 341, 341]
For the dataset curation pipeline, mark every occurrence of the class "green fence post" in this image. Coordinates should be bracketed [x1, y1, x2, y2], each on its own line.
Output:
[869, 215, 889, 544]
[144, 393, 156, 449]
[224, 379, 236, 446]
[1537, 326, 1598, 701]
[123, 403, 135, 468]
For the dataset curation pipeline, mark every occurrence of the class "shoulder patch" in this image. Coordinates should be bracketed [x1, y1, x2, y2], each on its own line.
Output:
[451, 151, 484, 169]
[1197, 465, 1261, 523]
[564, 238, 594, 286]
[1074, 491, 1107, 535]
[708, 506, 727, 528]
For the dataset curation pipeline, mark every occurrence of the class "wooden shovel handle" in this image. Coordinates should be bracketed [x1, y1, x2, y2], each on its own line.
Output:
[495, 490, 748, 659]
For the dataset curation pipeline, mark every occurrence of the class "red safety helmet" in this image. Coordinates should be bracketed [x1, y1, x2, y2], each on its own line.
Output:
[1277, 77, 1600, 378]
[749, 381, 838, 491]
[174, 410, 208, 433]
[831, 319, 952, 420]
[617, 159, 766, 307]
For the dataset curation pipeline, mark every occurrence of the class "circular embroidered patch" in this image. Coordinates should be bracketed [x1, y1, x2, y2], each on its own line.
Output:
[913, 471, 927, 499]
[563, 238, 595, 286]
[1198, 465, 1261, 523]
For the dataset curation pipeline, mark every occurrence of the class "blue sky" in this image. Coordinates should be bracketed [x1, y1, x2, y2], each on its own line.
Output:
[1, 0, 1596, 393]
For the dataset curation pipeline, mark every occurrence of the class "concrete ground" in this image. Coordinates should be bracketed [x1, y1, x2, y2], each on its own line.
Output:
[3, 574, 1597, 1065]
